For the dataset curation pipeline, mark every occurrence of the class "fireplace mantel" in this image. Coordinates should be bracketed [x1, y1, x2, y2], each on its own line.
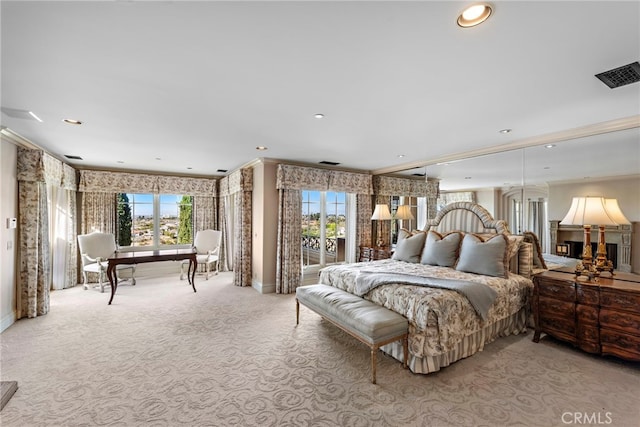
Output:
[550, 220, 632, 273]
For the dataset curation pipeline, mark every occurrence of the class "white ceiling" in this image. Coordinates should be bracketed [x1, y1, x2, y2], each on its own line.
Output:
[2, 1, 639, 190]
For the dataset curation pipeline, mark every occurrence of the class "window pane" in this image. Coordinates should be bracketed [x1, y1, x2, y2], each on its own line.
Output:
[125, 193, 154, 247]
[159, 194, 192, 246]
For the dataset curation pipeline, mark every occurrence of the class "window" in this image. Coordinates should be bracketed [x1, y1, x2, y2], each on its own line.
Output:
[117, 193, 193, 249]
[302, 190, 347, 268]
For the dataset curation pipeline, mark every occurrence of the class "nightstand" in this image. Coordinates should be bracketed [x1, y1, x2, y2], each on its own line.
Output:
[359, 246, 393, 262]
[533, 270, 640, 361]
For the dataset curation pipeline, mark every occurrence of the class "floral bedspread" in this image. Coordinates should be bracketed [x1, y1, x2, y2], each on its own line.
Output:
[318, 259, 533, 357]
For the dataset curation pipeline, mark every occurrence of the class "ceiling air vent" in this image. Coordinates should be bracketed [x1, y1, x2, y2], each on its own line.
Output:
[64, 155, 83, 160]
[595, 61, 640, 88]
[216, 169, 228, 173]
[319, 161, 340, 166]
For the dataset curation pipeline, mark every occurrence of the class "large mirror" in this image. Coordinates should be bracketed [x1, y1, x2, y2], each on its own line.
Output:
[387, 127, 640, 270]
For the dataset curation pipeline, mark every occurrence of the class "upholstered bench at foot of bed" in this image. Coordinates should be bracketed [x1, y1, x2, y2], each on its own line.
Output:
[296, 284, 409, 384]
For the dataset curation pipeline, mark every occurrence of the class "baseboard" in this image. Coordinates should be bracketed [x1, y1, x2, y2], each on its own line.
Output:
[252, 280, 276, 294]
[0, 311, 16, 333]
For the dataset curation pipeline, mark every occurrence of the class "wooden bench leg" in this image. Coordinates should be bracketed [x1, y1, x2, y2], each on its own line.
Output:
[296, 299, 300, 325]
[371, 347, 377, 384]
[403, 334, 408, 368]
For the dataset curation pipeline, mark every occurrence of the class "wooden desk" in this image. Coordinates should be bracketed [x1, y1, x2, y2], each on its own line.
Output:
[106, 248, 197, 305]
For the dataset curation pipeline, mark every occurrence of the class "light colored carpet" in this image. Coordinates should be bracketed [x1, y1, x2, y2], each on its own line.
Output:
[1, 272, 638, 426]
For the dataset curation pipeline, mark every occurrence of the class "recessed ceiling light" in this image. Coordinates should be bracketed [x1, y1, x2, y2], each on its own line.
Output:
[314, 113, 325, 119]
[117, 160, 124, 164]
[457, 4, 493, 28]
[187, 167, 193, 170]
[63, 118, 82, 125]
[155, 157, 162, 160]
[397, 154, 405, 158]
[499, 128, 512, 134]
[544, 166, 551, 170]
[545, 144, 556, 148]
[256, 146, 268, 151]
[464, 176, 472, 179]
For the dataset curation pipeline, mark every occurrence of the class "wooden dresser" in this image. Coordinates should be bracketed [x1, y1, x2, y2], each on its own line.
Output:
[359, 246, 393, 262]
[533, 270, 640, 361]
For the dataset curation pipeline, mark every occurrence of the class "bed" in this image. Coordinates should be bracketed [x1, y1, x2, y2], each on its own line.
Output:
[319, 202, 536, 374]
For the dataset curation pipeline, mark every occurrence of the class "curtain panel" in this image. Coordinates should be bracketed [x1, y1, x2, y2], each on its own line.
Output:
[218, 169, 253, 285]
[275, 164, 373, 294]
[17, 148, 78, 318]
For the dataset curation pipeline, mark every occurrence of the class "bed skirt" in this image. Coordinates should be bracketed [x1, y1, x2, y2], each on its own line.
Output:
[381, 306, 529, 374]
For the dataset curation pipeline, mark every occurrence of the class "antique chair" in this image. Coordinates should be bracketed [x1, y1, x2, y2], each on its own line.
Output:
[77, 231, 136, 292]
[180, 229, 222, 280]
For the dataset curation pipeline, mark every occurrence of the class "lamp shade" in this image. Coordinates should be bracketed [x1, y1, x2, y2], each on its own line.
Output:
[395, 205, 415, 220]
[604, 199, 630, 225]
[560, 196, 618, 226]
[371, 204, 392, 220]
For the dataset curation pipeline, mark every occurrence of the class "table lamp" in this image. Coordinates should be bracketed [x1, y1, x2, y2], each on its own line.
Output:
[371, 204, 392, 247]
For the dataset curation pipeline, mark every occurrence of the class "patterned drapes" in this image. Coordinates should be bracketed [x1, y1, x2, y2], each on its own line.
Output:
[374, 175, 440, 220]
[276, 164, 373, 194]
[275, 164, 373, 293]
[193, 195, 217, 232]
[81, 192, 117, 235]
[372, 175, 438, 197]
[219, 169, 253, 286]
[17, 148, 78, 318]
[275, 189, 302, 293]
[217, 194, 231, 272]
[79, 170, 217, 196]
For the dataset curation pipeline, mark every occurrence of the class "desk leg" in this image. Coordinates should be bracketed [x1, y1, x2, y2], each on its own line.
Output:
[189, 258, 197, 293]
[107, 263, 117, 305]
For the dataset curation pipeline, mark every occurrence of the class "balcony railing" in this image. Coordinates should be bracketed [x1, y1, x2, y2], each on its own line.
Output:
[301, 235, 345, 264]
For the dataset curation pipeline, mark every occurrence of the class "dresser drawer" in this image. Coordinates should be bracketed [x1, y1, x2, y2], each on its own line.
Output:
[600, 308, 640, 336]
[600, 329, 640, 361]
[577, 322, 599, 343]
[576, 304, 598, 323]
[576, 284, 599, 305]
[539, 296, 575, 317]
[536, 279, 575, 300]
[600, 289, 640, 313]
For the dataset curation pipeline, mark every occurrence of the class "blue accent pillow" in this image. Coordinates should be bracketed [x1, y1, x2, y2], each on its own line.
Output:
[392, 229, 427, 263]
[420, 231, 462, 267]
[455, 233, 509, 278]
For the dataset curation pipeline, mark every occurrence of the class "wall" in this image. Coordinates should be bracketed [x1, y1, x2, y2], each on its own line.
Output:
[251, 161, 279, 293]
[549, 176, 640, 273]
[475, 188, 498, 218]
[1, 140, 18, 332]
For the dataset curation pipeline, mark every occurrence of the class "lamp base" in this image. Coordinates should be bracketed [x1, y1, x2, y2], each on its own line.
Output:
[574, 261, 600, 282]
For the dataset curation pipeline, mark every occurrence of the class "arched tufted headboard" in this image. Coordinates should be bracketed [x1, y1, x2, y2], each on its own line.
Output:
[425, 202, 510, 235]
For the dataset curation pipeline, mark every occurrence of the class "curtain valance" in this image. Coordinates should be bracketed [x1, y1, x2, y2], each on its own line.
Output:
[219, 169, 253, 197]
[373, 175, 439, 197]
[157, 175, 217, 196]
[17, 148, 77, 190]
[78, 170, 216, 196]
[276, 164, 372, 194]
